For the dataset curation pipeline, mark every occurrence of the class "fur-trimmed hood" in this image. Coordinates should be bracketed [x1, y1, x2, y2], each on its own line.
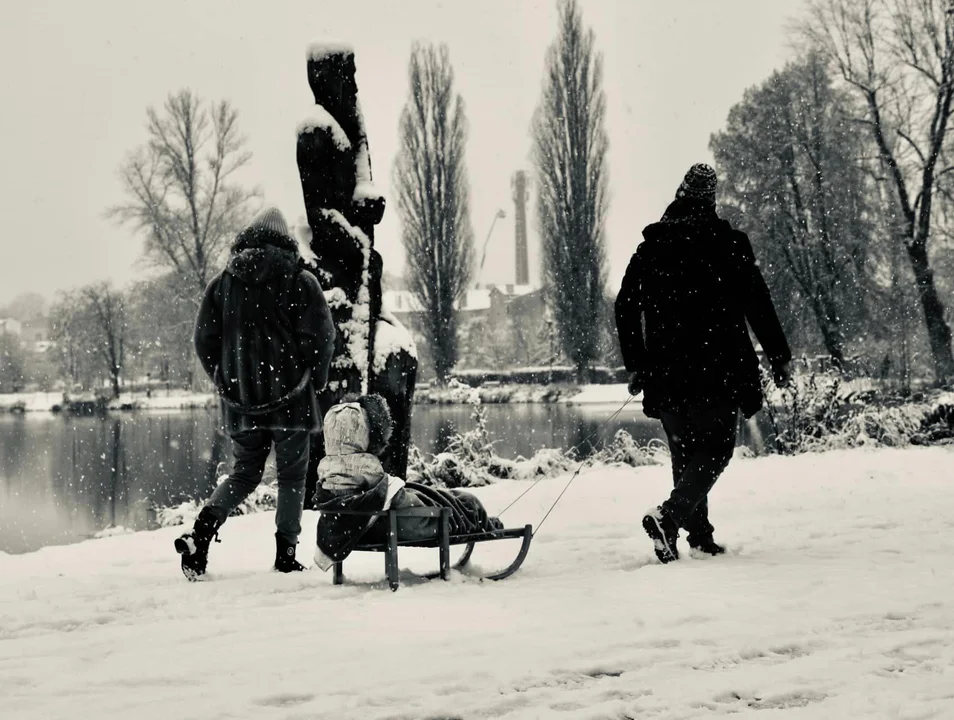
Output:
[322, 393, 392, 457]
[225, 227, 301, 285]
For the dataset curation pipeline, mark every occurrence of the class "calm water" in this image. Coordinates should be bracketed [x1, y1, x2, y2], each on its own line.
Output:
[0, 404, 768, 554]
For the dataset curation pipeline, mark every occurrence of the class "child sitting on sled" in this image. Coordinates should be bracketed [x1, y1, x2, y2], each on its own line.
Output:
[312, 393, 502, 570]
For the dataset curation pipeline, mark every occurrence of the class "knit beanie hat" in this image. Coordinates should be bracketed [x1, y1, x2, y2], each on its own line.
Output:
[675, 163, 717, 205]
[231, 206, 299, 253]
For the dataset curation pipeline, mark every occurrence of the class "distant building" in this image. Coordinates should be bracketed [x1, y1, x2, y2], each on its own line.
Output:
[381, 166, 553, 375]
[382, 284, 539, 325]
[383, 284, 549, 373]
[21, 318, 50, 346]
[0, 318, 22, 338]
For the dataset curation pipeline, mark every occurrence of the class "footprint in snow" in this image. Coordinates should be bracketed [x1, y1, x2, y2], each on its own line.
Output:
[253, 692, 315, 708]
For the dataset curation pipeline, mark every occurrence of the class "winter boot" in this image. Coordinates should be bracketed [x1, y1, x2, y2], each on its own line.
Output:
[274, 534, 306, 573]
[642, 506, 680, 564]
[689, 536, 726, 557]
[174, 507, 222, 581]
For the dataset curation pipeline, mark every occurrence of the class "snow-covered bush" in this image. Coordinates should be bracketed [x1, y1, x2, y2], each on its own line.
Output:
[406, 379, 664, 488]
[154, 474, 279, 528]
[591, 429, 669, 467]
[760, 366, 954, 453]
[761, 368, 848, 454]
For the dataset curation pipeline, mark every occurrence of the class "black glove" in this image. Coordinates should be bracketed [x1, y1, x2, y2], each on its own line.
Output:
[627, 371, 643, 397]
[773, 360, 793, 388]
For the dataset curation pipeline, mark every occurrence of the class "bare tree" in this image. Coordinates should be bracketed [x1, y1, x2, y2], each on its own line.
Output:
[49, 291, 90, 389]
[48, 285, 128, 396]
[711, 53, 878, 368]
[394, 43, 475, 384]
[110, 90, 258, 298]
[81, 283, 128, 399]
[531, 0, 610, 382]
[803, 0, 954, 381]
[0, 333, 26, 393]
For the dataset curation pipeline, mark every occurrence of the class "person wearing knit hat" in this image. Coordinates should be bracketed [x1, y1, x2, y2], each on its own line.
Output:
[175, 206, 336, 580]
[614, 163, 792, 565]
[675, 163, 718, 204]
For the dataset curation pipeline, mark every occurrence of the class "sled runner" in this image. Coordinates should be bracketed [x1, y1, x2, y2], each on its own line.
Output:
[327, 505, 533, 591]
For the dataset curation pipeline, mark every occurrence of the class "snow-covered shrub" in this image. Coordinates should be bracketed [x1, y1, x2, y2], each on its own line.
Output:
[760, 366, 954, 453]
[828, 403, 927, 448]
[760, 367, 851, 454]
[153, 474, 279, 528]
[440, 379, 494, 463]
[407, 380, 664, 488]
[590, 429, 668, 468]
[912, 402, 954, 444]
[415, 383, 575, 404]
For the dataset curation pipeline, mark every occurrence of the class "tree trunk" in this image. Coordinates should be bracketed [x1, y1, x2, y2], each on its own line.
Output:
[575, 360, 590, 385]
[906, 241, 954, 382]
[814, 319, 846, 369]
[817, 295, 846, 369]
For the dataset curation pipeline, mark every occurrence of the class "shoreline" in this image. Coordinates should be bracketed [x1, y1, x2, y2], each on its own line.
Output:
[0, 383, 638, 414]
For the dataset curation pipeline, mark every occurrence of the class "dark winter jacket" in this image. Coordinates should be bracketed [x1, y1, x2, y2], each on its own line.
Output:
[194, 227, 336, 435]
[614, 198, 791, 419]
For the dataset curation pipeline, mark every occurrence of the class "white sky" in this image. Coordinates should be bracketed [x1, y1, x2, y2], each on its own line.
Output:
[0, 0, 805, 307]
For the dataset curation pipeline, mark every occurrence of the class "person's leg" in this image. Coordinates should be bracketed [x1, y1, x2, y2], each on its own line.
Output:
[667, 409, 716, 544]
[302, 431, 324, 511]
[175, 429, 271, 579]
[660, 410, 690, 486]
[644, 410, 690, 563]
[204, 429, 272, 524]
[662, 404, 737, 535]
[272, 429, 310, 571]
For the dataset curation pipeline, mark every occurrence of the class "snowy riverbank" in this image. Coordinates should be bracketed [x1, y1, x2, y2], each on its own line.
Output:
[2, 446, 953, 719]
[0, 390, 217, 413]
[0, 384, 629, 413]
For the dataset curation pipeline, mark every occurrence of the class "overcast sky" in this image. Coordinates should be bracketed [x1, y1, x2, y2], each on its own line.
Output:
[0, 0, 806, 308]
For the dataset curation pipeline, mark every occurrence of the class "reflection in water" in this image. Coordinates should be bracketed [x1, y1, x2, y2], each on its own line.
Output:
[0, 404, 769, 554]
[1, 412, 220, 554]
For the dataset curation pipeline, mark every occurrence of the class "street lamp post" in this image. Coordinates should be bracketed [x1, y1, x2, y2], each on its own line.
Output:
[476, 209, 507, 288]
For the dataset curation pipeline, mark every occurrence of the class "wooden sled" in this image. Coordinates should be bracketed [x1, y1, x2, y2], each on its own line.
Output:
[326, 506, 533, 591]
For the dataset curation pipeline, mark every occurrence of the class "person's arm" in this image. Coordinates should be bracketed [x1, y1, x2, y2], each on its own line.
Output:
[293, 271, 336, 391]
[732, 229, 792, 383]
[615, 249, 647, 393]
[193, 276, 223, 382]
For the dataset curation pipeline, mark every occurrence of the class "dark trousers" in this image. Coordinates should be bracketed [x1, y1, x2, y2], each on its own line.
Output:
[659, 404, 738, 543]
[205, 428, 310, 544]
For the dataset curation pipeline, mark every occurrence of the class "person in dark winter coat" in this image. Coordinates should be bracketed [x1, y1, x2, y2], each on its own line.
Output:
[174, 207, 336, 580]
[614, 163, 792, 564]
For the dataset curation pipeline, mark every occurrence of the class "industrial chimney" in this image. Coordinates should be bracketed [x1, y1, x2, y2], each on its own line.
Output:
[512, 170, 529, 286]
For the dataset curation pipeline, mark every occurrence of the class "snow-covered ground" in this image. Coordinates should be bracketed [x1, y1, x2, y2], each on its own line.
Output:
[107, 390, 216, 410]
[2, 447, 954, 719]
[563, 382, 635, 405]
[0, 390, 217, 412]
[0, 391, 64, 412]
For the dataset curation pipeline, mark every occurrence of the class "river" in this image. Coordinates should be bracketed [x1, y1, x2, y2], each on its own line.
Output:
[0, 404, 769, 554]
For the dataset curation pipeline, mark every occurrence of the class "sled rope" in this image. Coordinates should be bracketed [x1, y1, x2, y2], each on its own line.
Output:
[497, 394, 637, 537]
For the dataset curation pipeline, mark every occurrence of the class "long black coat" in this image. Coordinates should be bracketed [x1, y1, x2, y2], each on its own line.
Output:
[194, 228, 336, 435]
[615, 198, 791, 419]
